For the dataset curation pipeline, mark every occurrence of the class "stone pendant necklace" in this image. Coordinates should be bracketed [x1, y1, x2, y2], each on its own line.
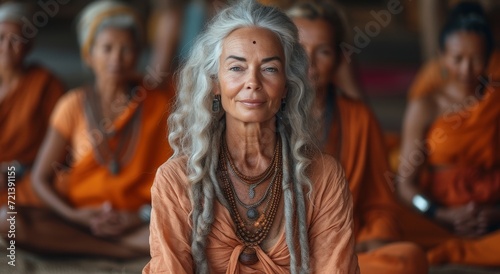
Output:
[83, 84, 141, 175]
[227, 160, 272, 201]
[109, 159, 120, 175]
[227, 160, 277, 220]
[249, 185, 257, 199]
[223, 135, 279, 220]
[224, 135, 279, 200]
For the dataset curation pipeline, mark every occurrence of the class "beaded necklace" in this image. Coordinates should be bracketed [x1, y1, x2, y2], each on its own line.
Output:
[84, 84, 141, 175]
[218, 135, 283, 265]
[224, 135, 279, 199]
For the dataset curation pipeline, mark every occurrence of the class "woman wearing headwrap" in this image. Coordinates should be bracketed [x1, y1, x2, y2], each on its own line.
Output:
[144, 1, 358, 273]
[1, 0, 172, 258]
[0, 2, 65, 207]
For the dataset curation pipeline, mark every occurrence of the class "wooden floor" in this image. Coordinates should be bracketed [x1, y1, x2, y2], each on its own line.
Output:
[430, 265, 500, 274]
[0, 246, 148, 274]
[1, 242, 500, 274]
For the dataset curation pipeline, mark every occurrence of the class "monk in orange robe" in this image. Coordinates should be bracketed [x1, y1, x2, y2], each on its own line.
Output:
[0, 2, 172, 259]
[0, 2, 65, 206]
[288, 3, 428, 273]
[399, 86, 500, 266]
[0, 65, 65, 206]
[4, 84, 173, 258]
[396, 2, 500, 266]
[324, 95, 428, 273]
[288, 2, 428, 273]
[391, 3, 500, 172]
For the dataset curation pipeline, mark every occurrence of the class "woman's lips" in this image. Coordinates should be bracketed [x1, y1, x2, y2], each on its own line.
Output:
[239, 100, 265, 107]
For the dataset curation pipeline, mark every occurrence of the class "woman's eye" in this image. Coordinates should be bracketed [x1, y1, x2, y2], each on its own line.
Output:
[320, 49, 333, 55]
[102, 44, 113, 53]
[229, 66, 242, 71]
[122, 46, 131, 53]
[264, 67, 278, 72]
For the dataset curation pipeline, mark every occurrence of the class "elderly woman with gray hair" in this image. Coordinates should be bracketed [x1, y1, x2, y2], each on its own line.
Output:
[2, 0, 173, 259]
[144, 1, 358, 273]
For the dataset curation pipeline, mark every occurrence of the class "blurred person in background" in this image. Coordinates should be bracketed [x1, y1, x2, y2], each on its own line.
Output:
[265, 0, 367, 101]
[409, 1, 500, 101]
[288, 1, 428, 273]
[397, 1, 500, 266]
[1, 0, 173, 259]
[417, 0, 499, 60]
[148, 0, 227, 90]
[0, 2, 65, 207]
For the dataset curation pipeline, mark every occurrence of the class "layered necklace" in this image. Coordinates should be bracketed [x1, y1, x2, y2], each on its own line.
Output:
[84, 85, 141, 175]
[218, 134, 283, 265]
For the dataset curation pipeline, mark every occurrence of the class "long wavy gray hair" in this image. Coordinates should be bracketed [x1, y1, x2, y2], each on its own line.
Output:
[168, 0, 318, 273]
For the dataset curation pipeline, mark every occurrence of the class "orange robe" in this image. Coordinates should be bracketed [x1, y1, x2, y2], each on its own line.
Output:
[0, 65, 65, 206]
[144, 154, 359, 273]
[49, 85, 173, 210]
[400, 86, 500, 266]
[324, 94, 428, 274]
[408, 50, 500, 100]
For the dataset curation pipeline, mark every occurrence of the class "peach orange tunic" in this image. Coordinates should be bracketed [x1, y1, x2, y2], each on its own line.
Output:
[144, 154, 359, 273]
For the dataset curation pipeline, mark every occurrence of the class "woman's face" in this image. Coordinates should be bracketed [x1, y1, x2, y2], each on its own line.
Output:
[87, 27, 138, 85]
[217, 27, 286, 124]
[294, 18, 336, 92]
[0, 22, 28, 70]
[442, 31, 487, 87]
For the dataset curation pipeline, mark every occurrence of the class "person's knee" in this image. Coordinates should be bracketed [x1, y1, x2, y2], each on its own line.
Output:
[358, 241, 429, 274]
[119, 224, 150, 255]
[395, 242, 429, 273]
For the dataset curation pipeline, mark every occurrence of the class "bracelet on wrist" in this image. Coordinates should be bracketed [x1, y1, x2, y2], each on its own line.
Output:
[138, 204, 152, 223]
[412, 194, 437, 218]
[2, 161, 26, 179]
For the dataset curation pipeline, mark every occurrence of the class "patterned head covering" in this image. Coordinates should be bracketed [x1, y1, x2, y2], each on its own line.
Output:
[77, 0, 143, 59]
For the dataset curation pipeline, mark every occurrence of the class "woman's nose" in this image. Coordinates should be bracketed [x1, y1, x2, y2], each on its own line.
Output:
[245, 69, 262, 90]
